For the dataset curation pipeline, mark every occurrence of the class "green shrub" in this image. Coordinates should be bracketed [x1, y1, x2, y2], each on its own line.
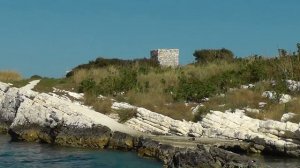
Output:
[78, 78, 96, 93]
[193, 48, 234, 63]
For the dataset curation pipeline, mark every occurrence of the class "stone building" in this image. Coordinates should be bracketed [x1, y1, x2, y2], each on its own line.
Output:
[150, 49, 179, 67]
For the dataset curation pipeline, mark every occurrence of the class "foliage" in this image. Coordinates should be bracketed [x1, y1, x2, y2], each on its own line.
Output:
[193, 48, 234, 63]
[33, 78, 72, 93]
[66, 57, 159, 77]
[78, 78, 96, 93]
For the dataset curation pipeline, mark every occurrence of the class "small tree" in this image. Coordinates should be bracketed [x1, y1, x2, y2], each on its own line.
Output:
[193, 48, 234, 63]
[297, 43, 300, 56]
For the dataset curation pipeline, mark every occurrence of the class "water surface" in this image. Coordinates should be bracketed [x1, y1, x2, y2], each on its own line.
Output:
[0, 134, 162, 168]
[1, 134, 300, 168]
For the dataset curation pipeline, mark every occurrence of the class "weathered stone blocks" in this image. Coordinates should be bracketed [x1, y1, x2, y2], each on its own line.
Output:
[151, 49, 179, 67]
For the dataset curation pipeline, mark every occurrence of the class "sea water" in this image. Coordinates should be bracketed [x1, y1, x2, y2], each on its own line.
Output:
[1, 134, 300, 168]
[0, 134, 162, 168]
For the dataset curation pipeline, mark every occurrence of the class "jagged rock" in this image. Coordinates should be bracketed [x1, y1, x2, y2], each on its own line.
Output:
[111, 102, 137, 110]
[125, 108, 203, 137]
[157, 144, 177, 165]
[55, 125, 111, 148]
[0, 87, 22, 124]
[168, 145, 258, 168]
[136, 137, 160, 157]
[9, 124, 54, 143]
[109, 131, 134, 150]
[201, 110, 300, 157]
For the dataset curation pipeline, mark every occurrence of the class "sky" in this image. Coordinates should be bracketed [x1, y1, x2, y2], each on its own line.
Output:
[0, 0, 299, 77]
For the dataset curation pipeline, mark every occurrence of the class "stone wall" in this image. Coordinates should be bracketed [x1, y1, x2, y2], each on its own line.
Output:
[151, 49, 179, 67]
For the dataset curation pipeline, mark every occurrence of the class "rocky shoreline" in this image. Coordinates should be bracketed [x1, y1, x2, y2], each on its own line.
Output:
[113, 101, 300, 157]
[0, 81, 262, 167]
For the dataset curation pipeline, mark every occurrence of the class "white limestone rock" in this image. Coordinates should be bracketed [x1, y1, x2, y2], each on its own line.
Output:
[286, 80, 300, 92]
[240, 84, 255, 89]
[125, 108, 203, 137]
[279, 94, 292, 104]
[200, 110, 300, 155]
[191, 104, 204, 115]
[111, 102, 137, 110]
[244, 107, 260, 114]
[0, 87, 22, 123]
[259, 102, 267, 108]
[262, 91, 276, 100]
[281, 112, 297, 122]
[0, 81, 139, 136]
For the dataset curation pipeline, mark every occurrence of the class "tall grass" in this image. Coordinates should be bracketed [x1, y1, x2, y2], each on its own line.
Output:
[0, 70, 22, 82]
[181, 61, 239, 80]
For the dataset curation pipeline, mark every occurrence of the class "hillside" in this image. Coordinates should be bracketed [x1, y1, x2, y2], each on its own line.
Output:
[2, 45, 300, 123]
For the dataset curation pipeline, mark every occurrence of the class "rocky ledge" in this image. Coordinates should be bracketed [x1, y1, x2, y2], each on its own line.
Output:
[116, 102, 300, 157]
[0, 81, 259, 167]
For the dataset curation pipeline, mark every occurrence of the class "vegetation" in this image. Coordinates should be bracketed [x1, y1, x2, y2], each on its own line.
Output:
[0, 70, 22, 82]
[6, 43, 300, 123]
[193, 48, 234, 63]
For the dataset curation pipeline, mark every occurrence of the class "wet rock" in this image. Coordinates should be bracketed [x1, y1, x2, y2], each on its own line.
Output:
[168, 145, 259, 168]
[55, 125, 111, 148]
[137, 137, 160, 158]
[157, 144, 177, 165]
[8, 125, 54, 143]
[108, 131, 134, 150]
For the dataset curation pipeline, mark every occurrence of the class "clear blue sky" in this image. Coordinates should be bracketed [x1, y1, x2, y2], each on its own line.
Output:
[0, 0, 299, 77]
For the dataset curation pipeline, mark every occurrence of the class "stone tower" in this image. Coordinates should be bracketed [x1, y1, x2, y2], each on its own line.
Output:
[150, 49, 179, 67]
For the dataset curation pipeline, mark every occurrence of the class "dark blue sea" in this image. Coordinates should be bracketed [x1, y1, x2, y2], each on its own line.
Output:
[1, 134, 300, 168]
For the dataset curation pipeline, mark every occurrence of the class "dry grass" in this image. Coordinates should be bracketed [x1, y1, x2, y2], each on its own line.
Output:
[71, 66, 119, 86]
[126, 90, 193, 121]
[0, 70, 22, 82]
[194, 85, 300, 123]
[84, 93, 112, 114]
[259, 97, 300, 122]
[202, 89, 266, 112]
[182, 61, 239, 80]
[115, 108, 137, 123]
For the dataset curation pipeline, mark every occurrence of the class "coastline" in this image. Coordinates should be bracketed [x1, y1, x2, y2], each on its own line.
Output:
[0, 80, 260, 167]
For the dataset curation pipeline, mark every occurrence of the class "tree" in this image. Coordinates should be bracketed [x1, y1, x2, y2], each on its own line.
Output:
[193, 48, 234, 63]
[297, 43, 300, 56]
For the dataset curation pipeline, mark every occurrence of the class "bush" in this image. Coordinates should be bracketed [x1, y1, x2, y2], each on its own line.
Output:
[30, 75, 42, 79]
[193, 48, 234, 63]
[66, 57, 159, 77]
[78, 78, 96, 93]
